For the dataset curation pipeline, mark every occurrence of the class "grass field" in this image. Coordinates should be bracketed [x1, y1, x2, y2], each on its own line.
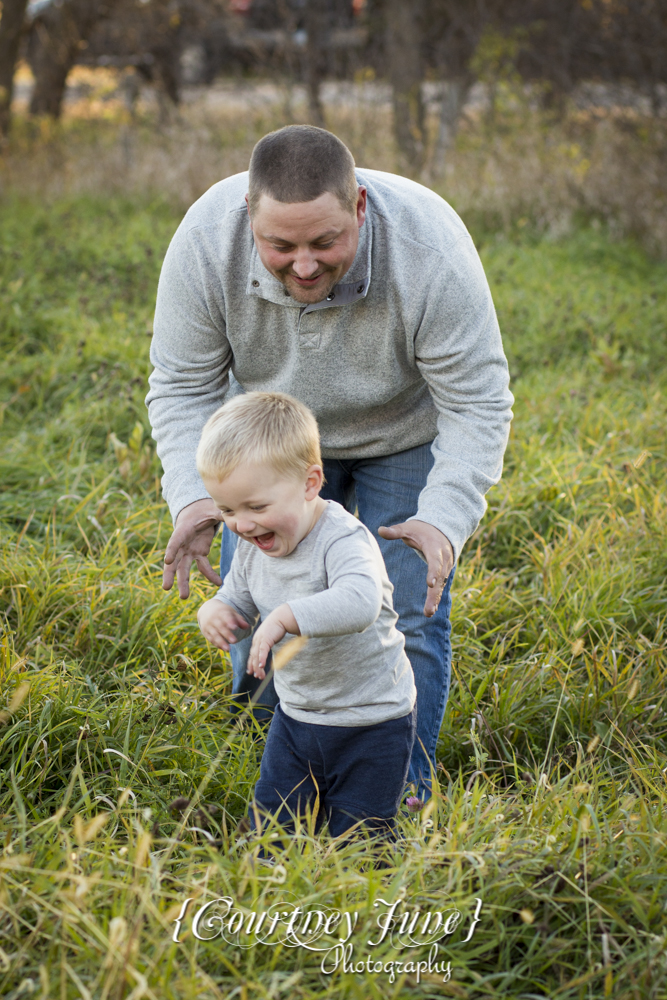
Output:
[1, 187, 666, 999]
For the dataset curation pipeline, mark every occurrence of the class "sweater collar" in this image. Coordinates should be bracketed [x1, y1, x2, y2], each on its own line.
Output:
[245, 205, 372, 313]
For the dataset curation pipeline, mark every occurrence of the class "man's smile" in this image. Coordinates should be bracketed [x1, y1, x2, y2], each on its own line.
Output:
[290, 272, 325, 286]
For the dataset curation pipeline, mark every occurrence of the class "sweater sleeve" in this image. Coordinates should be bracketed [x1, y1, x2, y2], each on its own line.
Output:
[411, 234, 514, 561]
[146, 227, 232, 523]
[287, 529, 383, 637]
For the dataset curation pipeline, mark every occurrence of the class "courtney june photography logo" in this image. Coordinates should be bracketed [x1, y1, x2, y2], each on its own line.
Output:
[171, 893, 484, 984]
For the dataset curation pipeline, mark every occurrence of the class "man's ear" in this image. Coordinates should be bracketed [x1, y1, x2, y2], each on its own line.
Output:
[245, 194, 252, 227]
[304, 465, 324, 500]
[356, 186, 367, 229]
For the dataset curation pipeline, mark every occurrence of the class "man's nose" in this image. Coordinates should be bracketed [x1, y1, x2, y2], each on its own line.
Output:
[291, 248, 319, 278]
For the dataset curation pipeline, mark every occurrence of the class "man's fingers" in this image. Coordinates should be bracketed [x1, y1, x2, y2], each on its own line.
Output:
[164, 526, 190, 565]
[422, 550, 445, 616]
[194, 556, 223, 587]
[423, 581, 444, 617]
[426, 554, 445, 592]
[378, 525, 401, 539]
[163, 502, 221, 594]
[163, 539, 179, 567]
[424, 593, 443, 616]
[165, 553, 223, 596]
[162, 558, 178, 591]
[380, 519, 454, 618]
[379, 522, 425, 555]
[175, 556, 192, 600]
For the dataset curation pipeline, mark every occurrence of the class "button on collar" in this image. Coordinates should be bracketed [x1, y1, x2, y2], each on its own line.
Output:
[326, 292, 335, 301]
[252, 279, 259, 287]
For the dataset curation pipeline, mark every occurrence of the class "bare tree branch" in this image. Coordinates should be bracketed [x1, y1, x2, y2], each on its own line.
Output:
[0, 0, 30, 137]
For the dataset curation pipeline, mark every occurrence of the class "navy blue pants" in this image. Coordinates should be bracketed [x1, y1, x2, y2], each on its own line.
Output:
[251, 704, 417, 839]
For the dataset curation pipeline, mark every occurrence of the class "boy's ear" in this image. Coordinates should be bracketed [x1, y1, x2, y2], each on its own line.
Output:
[304, 465, 324, 500]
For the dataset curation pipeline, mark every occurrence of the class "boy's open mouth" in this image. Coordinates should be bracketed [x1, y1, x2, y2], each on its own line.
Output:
[253, 531, 275, 551]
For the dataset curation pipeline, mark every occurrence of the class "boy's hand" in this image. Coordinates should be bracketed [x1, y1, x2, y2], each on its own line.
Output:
[248, 604, 300, 679]
[198, 599, 249, 651]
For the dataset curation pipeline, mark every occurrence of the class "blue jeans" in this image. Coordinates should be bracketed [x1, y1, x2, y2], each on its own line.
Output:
[220, 440, 454, 799]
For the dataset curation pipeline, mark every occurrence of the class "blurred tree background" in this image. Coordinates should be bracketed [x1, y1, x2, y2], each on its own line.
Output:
[1, 0, 666, 158]
[0, 0, 665, 257]
[1, 0, 666, 252]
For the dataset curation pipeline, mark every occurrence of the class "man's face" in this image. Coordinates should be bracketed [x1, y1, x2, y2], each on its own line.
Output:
[247, 188, 367, 304]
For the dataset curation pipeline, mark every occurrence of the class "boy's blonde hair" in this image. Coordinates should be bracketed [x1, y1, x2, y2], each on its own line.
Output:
[196, 391, 322, 483]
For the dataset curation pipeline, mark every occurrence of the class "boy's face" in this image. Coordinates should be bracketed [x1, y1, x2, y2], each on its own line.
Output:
[203, 461, 324, 558]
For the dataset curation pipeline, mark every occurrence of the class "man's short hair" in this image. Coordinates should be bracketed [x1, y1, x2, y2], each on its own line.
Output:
[196, 391, 322, 484]
[247, 125, 358, 216]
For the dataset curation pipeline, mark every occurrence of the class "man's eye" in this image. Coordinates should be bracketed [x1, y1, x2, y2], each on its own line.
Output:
[313, 241, 335, 249]
[250, 505, 267, 511]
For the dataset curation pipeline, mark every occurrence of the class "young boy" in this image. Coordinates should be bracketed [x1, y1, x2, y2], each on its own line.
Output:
[196, 391, 416, 840]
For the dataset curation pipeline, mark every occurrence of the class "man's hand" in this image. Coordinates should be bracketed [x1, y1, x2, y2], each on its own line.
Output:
[248, 604, 300, 679]
[163, 498, 224, 599]
[198, 599, 250, 651]
[378, 520, 454, 618]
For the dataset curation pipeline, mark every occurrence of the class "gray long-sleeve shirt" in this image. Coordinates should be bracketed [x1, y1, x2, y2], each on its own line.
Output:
[147, 168, 514, 560]
[216, 500, 416, 727]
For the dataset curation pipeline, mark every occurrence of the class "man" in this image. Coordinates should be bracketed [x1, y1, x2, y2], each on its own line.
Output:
[147, 125, 513, 800]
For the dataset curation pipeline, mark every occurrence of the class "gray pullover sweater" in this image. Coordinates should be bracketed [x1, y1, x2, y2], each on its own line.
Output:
[216, 500, 416, 727]
[147, 168, 513, 560]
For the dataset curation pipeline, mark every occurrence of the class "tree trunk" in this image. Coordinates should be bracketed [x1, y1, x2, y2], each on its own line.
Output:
[431, 76, 471, 179]
[303, 0, 327, 128]
[386, 0, 425, 176]
[0, 0, 30, 138]
[28, 0, 109, 118]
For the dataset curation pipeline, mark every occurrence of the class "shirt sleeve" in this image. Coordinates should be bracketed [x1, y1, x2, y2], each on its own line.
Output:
[287, 529, 383, 637]
[411, 234, 514, 561]
[214, 548, 259, 634]
[146, 227, 232, 523]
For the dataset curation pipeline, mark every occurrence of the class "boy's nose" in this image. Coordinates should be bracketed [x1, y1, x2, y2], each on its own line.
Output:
[235, 517, 256, 535]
